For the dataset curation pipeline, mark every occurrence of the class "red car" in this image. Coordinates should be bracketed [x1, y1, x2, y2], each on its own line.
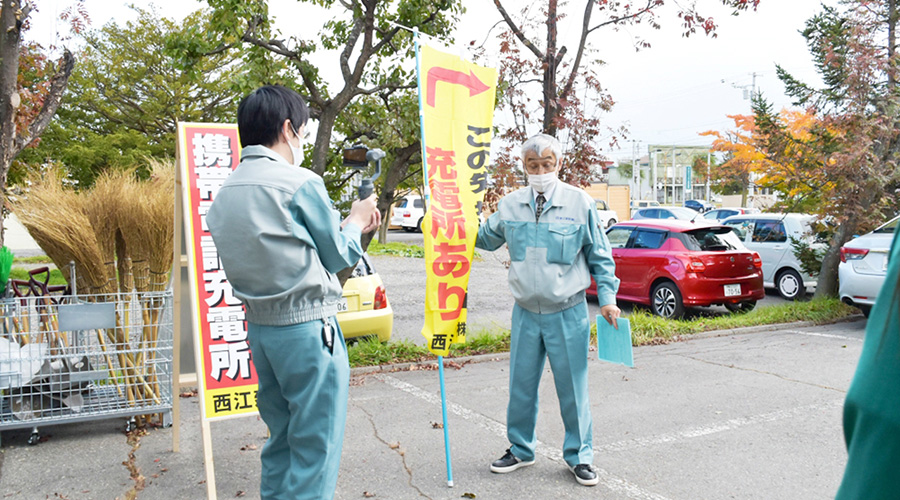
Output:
[587, 220, 765, 318]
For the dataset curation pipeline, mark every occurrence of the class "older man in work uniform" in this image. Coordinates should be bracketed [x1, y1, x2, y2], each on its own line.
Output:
[476, 133, 621, 486]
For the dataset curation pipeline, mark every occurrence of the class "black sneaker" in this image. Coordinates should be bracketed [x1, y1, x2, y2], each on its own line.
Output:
[490, 448, 535, 473]
[570, 464, 599, 486]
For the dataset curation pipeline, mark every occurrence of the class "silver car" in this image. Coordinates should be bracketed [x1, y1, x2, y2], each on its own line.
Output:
[722, 213, 821, 300]
[839, 215, 898, 317]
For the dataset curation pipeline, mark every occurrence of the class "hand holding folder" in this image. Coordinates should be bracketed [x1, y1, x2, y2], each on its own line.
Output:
[596, 316, 634, 367]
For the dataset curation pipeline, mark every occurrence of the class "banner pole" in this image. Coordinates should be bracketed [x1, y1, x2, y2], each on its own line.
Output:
[437, 355, 454, 487]
[414, 30, 430, 197]
[415, 30, 452, 488]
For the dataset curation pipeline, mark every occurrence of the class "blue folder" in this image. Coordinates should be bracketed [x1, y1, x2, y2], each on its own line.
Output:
[596, 316, 634, 367]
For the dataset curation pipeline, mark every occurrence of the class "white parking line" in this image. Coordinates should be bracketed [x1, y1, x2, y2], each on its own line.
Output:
[377, 374, 672, 500]
[597, 399, 844, 453]
[783, 330, 863, 342]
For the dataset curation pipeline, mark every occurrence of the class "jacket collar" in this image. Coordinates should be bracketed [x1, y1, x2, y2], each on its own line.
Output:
[241, 145, 289, 165]
[518, 181, 562, 211]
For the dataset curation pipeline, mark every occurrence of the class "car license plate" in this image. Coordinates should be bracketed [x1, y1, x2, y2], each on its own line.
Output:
[337, 298, 349, 313]
[724, 284, 741, 297]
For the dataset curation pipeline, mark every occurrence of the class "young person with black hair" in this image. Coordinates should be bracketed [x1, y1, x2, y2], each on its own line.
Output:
[207, 85, 379, 500]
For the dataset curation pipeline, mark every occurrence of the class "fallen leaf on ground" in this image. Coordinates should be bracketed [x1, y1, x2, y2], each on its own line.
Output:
[236, 490, 246, 497]
[431, 422, 443, 429]
[240, 444, 258, 451]
[462, 493, 477, 498]
[389, 442, 400, 449]
[363, 491, 376, 498]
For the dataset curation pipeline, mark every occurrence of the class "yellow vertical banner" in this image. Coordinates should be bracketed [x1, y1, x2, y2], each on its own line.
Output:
[419, 45, 497, 356]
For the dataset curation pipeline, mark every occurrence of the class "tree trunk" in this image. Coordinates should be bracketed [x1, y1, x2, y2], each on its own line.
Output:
[814, 214, 860, 298]
[888, 0, 897, 87]
[740, 171, 749, 208]
[814, 189, 877, 298]
[0, 2, 24, 249]
[542, 0, 559, 136]
[311, 108, 339, 176]
[375, 142, 420, 244]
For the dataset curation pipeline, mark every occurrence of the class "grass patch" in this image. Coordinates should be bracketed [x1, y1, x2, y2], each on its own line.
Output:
[348, 328, 510, 368]
[348, 337, 431, 367]
[8, 267, 68, 286]
[12, 255, 53, 264]
[591, 297, 857, 346]
[367, 239, 425, 258]
[366, 239, 482, 261]
[349, 298, 856, 368]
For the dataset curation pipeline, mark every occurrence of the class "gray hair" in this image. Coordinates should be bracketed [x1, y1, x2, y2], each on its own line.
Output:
[521, 134, 562, 163]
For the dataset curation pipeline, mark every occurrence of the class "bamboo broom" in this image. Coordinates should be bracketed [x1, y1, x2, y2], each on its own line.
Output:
[147, 160, 175, 422]
[129, 160, 176, 422]
[11, 170, 140, 402]
[80, 173, 149, 411]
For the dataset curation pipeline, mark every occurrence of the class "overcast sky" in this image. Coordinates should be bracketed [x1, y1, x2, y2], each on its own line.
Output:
[30, 0, 837, 164]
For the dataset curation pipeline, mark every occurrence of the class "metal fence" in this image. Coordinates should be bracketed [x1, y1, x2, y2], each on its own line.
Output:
[0, 290, 173, 445]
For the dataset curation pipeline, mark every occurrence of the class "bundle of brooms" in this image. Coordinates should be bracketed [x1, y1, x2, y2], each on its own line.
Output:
[11, 163, 175, 425]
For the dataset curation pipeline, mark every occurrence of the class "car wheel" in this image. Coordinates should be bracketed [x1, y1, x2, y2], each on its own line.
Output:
[725, 300, 757, 313]
[416, 217, 424, 233]
[606, 218, 617, 229]
[858, 305, 871, 318]
[776, 269, 806, 300]
[651, 281, 684, 319]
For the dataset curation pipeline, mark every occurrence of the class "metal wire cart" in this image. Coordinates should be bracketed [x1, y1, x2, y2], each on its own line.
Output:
[0, 274, 173, 445]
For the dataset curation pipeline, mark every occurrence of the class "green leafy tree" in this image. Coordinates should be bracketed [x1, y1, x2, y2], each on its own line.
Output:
[334, 89, 424, 244]
[172, 0, 461, 179]
[19, 6, 271, 187]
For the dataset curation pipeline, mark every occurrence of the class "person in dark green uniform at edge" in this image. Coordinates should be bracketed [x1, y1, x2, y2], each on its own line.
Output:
[836, 226, 900, 499]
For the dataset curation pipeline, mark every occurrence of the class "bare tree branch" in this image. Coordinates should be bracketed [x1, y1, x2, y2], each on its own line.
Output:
[241, 15, 325, 107]
[494, 0, 544, 60]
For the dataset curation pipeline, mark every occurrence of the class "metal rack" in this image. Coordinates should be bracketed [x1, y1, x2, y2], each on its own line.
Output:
[0, 289, 174, 445]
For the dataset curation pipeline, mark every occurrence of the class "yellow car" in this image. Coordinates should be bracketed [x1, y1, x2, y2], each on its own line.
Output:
[337, 253, 393, 342]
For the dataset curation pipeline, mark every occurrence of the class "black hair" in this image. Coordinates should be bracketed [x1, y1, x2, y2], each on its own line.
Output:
[236, 85, 309, 148]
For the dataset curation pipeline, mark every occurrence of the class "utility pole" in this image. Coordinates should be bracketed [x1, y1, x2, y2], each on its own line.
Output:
[727, 72, 761, 204]
[651, 147, 658, 203]
[631, 140, 641, 199]
[706, 151, 711, 203]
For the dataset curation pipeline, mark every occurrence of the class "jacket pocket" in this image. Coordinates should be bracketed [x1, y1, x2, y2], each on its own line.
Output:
[505, 221, 529, 262]
[547, 223, 582, 264]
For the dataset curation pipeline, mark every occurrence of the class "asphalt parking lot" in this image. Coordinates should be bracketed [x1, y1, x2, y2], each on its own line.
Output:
[0, 319, 864, 499]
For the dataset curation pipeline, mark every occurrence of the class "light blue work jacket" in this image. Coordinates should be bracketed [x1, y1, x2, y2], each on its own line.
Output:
[207, 146, 364, 326]
[476, 181, 619, 314]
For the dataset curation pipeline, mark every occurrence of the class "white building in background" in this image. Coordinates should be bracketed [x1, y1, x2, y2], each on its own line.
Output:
[3, 213, 41, 254]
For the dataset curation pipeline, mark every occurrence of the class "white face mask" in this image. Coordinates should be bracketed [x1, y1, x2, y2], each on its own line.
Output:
[285, 128, 304, 167]
[528, 172, 557, 193]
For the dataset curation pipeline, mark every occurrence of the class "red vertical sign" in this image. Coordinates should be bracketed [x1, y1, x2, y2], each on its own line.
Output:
[177, 122, 258, 420]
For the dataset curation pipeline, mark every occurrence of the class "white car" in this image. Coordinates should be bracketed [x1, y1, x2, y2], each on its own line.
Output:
[390, 194, 425, 232]
[839, 215, 898, 317]
[703, 207, 761, 223]
[630, 199, 660, 219]
[594, 199, 619, 228]
[722, 213, 822, 300]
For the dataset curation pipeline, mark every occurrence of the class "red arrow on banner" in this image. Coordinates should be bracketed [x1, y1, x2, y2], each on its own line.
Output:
[426, 67, 490, 107]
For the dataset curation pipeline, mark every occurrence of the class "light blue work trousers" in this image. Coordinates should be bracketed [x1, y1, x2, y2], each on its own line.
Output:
[247, 318, 349, 500]
[508, 300, 593, 467]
